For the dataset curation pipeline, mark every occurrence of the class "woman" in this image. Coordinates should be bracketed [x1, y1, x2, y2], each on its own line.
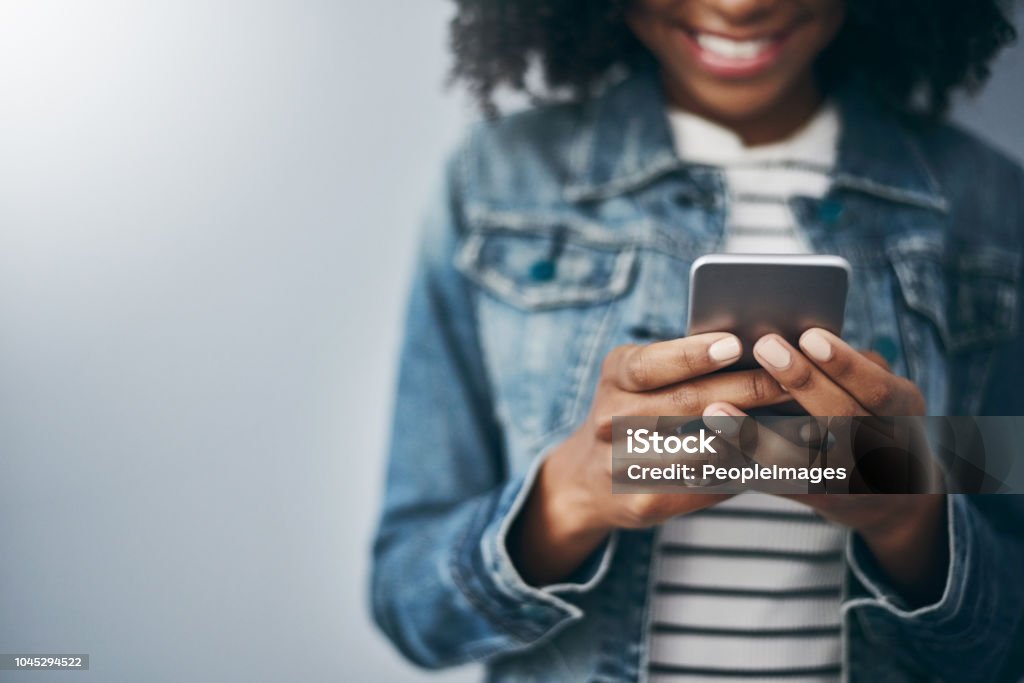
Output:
[372, 1, 1024, 680]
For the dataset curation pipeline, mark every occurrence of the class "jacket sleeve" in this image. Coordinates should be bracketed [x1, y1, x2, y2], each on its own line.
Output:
[843, 172, 1024, 681]
[369, 145, 615, 669]
[844, 494, 1024, 681]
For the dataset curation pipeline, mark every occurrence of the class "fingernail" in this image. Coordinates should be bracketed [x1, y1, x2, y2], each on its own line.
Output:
[801, 330, 833, 362]
[799, 422, 815, 444]
[704, 410, 739, 437]
[708, 337, 741, 362]
[756, 337, 791, 369]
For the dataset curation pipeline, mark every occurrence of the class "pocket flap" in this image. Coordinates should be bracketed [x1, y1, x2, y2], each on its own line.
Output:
[887, 234, 1021, 351]
[454, 225, 637, 311]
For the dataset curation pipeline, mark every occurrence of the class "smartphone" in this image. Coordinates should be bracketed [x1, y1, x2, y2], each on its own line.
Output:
[687, 254, 851, 370]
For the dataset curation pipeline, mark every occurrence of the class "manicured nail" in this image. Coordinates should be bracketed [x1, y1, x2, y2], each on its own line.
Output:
[704, 408, 740, 437]
[756, 337, 792, 369]
[708, 337, 741, 362]
[801, 330, 833, 362]
[799, 422, 815, 444]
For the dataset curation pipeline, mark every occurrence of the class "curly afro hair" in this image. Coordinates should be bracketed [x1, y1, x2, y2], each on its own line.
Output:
[449, 0, 1017, 119]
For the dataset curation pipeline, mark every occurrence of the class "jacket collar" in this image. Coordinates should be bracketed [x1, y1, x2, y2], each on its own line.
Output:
[564, 69, 949, 213]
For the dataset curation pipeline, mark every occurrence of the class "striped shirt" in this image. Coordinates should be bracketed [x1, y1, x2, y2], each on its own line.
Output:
[649, 103, 847, 682]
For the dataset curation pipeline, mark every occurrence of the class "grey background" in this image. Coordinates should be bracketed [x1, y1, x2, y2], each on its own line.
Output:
[0, 2, 1020, 682]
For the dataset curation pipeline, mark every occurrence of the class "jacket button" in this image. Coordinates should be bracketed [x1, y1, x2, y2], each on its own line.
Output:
[817, 198, 844, 225]
[871, 335, 899, 365]
[674, 188, 711, 207]
[529, 259, 556, 282]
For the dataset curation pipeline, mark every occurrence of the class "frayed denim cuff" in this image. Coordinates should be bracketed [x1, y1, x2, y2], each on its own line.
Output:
[451, 443, 617, 646]
[843, 494, 1024, 678]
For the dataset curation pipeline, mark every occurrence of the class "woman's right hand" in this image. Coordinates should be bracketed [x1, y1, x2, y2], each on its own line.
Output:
[509, 332, 790, 585]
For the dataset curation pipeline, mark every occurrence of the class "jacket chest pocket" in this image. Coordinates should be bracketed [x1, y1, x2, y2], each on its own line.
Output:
[888, 235, 1020, 351]
[454, 221, 639, 444]
[887, 234, 1021, 413]
[454, 227, 637, 311]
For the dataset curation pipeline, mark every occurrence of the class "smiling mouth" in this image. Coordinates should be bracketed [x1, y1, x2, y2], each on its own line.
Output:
[694, 32, 777, 60]
[678, 25, 797, 78]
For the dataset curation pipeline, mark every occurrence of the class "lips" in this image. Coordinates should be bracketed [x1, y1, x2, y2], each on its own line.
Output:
[680, 27, 794, 79]
[695, 33, 774, 60]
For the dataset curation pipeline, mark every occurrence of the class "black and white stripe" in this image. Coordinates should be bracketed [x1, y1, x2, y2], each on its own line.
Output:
[656, 102, 843, 681]
[648, 495, 846, 682]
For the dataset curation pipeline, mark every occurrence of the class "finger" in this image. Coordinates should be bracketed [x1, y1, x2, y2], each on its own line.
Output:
[616, 492, 734, 523]
[859, 350, 889, 371]
[599, 414, 662, 445]
[798, 328, 924, 415]
[624, 369, 789, 417]
[593, 369, 788, 440]
[697, 407, 830, 449]
[703, 402, 823, 466]
[753, 334, 868, 417]
[759, 414, 832, 449]
[606, 333, 742, 392]
[702, 402, 832, 493]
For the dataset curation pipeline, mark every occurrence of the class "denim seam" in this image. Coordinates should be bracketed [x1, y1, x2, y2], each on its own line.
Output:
[453, 447, 618, 660]
[915, 501, 1020, 651]
[842, 495, 996, 658]
[564, 153, 683, 202]
[563, 292, 622, 435]
[842, 494, 962, 625]
[462, 203, 730, 262]
[484, 462, 585, 611]
[454, 231, 639, 311]
[464, 205, 640, 246]
[830, 173, 949, 213]
[489, 439, 619, 597]
[964, 347, 997, 415]
[902, 130, 946, 200]
[462, 635, 529, 663]
[449, 495, 540, 644]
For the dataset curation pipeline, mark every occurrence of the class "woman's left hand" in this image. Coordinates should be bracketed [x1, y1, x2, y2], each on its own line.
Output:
[705, 327, 948, 607]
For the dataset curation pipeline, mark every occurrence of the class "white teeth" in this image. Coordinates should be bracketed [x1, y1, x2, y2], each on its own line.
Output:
[695, 33, 771, 60]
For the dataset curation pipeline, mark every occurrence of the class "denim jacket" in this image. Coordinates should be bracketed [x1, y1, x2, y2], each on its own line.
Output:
[371, 70, 1024, 682]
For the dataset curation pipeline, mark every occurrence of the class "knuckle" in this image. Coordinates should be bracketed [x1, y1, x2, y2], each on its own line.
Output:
[904, 382, 926, 415]
[592, 410, 616, 440]
[625, 348, 653, 389]
[864, 382, 895, 410]
[591, 395, 629, 440]
[594, 418, 614, 441]
[669, 384, 702, 414]
[841, 399, 864, 416]
[829, 353, 856, 380]
[625, 497, 650, 519]
[787, 366, 815, 392]
[625, 496, 665, 524]
[602, 345, 634, 384]
[747, 372, 775, 403]
[862, 350, 891, 371]
[677, 343, 705, 376]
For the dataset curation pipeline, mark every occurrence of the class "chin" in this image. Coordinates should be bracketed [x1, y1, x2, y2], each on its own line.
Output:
[683, 80, 793, 124]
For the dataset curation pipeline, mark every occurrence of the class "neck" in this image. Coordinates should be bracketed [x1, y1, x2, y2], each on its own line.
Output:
[663, 74, 823, 146]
